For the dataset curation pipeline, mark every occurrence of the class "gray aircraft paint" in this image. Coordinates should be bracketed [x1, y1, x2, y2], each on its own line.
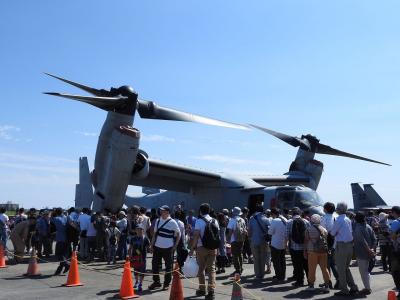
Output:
[74, 157, 93, 209]
[351, 183, 388, 211]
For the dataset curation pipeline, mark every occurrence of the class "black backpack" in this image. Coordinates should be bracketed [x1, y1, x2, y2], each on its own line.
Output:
[201, 217, 220, 250]
[291, 218, 306, 244]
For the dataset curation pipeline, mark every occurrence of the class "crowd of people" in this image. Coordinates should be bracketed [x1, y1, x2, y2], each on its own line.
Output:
[0, 202, 399, 299]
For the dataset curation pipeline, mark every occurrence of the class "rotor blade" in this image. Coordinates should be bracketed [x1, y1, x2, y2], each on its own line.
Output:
[43, 92, 127, 110]
[44, 73, 108, 96]
[316, 143, 391, 166]
[249, 124, 301, 147]
[137, 99, 250, 130]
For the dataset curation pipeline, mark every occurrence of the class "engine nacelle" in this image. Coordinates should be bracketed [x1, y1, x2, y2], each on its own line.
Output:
[131, 150, 150, 179]
[93, 125, 140, 212]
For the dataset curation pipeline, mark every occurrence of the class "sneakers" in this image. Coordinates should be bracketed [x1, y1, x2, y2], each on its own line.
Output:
[359, 288, 371, 295]
[320, 283, 330, 293]
[148, 282, 162, 290]
[134, 282, 138, 290]
[63, 264, 70, 274]
[162, 283, 170, 290]
[292, 281, 304, 287]
[137, 283, 142, 292]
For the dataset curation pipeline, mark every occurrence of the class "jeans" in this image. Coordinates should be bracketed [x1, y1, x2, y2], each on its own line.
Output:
[117, 235, 127, 260]
[0, 230, 7, 246]
[79, 237, 88, 259]
[271, 246, 286, 280]
[231, 241, 244, 273]
[108, 244, 117, 263]
[328, 249, 339, 280]
[152, 246, 173, 285]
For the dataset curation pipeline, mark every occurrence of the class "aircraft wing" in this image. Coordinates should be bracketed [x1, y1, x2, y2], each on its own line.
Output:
[129, 159, 222, 193]
[251, 174, 311, 187]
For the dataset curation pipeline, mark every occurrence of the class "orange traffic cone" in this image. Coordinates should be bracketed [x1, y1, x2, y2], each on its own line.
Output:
[231, 273, 243, 300]
[117, 258, 139, 299]
[23, 248, 41, 277]
[0, 244, 7, 268]
[388, 290, 397, 300]
[169, 263, 183, 300]
[63, 251, 83, 287]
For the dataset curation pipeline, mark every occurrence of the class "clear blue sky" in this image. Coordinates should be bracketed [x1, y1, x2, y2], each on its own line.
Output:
[1, 1, 399, 208]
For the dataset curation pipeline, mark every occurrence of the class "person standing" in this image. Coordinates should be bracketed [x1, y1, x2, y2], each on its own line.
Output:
[330, 202, 359, 296]
[248, 205, 270, 279]
[116, 211, 128, 260]
[129, 224, 150, 292]
[378, 212, 391, 272]
[77, 208, 91, 260]
[268, 208, 287, 282]
[320, 202, 339, 289]
[36, 210, 51, 258]
[189, 203, 220, 300]
[286, 207, 309, 286]
[106, 220, 120, 264]
[148, 205, 180, 290]
[174, 210, 188, 271]
[216, 212, 228, 274]
[226, 207, 247, 275]
[0, 207, 9, 246]
[353, 212, 377, 295]
[304, 214, 330, 292]
[52, 208, 70, 275]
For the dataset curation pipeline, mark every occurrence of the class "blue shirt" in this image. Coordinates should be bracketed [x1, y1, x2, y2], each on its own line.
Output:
[249, 212, 270, 246]
[390, 219, 400, 233]
[330, 214, 353, 243]
[36, 217, 49, 236]
[52, 216, 67, 242]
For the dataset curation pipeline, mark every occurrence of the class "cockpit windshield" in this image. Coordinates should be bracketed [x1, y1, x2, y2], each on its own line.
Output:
[276, 189, 324, 210]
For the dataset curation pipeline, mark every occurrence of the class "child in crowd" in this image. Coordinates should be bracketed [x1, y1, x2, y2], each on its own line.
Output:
[106, 220, 120, 264]
[129, 224, 150, 292]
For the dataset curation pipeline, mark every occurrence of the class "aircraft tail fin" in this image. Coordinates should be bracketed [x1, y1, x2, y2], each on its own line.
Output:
[351, 183, 367, 211]
[363, 184, 387, 207]
[74, 157, 94, 209]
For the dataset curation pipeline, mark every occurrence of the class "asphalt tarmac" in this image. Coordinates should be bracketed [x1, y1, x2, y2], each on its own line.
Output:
[0, 247, 396, 300]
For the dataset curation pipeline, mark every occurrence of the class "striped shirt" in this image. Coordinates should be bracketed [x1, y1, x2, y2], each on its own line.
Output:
[154, 217, 180, 248]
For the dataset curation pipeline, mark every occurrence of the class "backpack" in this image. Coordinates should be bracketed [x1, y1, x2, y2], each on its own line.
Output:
[312, 225, 328, 253]
[200, 217, 220, 250]
[234, 217, 247, 242]
[291, 218, 306, 244]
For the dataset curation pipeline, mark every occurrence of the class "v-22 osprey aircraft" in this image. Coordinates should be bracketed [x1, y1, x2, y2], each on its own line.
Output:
[44, 73, 390, 215]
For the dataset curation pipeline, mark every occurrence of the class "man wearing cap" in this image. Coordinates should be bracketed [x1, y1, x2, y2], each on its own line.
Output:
[149, 205, 181, 290]
[226, 207, 247, 275]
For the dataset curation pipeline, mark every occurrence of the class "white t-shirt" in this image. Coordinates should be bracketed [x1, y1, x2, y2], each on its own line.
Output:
[140, 215, 151, 236]
[268, 216, 287, 250]
[227, 216, 244, 243]
[0, 213, 9, 229]
[154, 217, 180, 249]
[194, 214, 220, 247]
[78, 213, 91, 231]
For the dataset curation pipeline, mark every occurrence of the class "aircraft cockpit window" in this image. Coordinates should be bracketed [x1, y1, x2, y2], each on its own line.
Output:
[276, 190, 323, 210]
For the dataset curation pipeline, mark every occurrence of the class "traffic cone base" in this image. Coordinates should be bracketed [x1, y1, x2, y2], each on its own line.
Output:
[0, 244, 7, 268]
[64, 251, 83, 287]
[23, 249, 41, 277]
